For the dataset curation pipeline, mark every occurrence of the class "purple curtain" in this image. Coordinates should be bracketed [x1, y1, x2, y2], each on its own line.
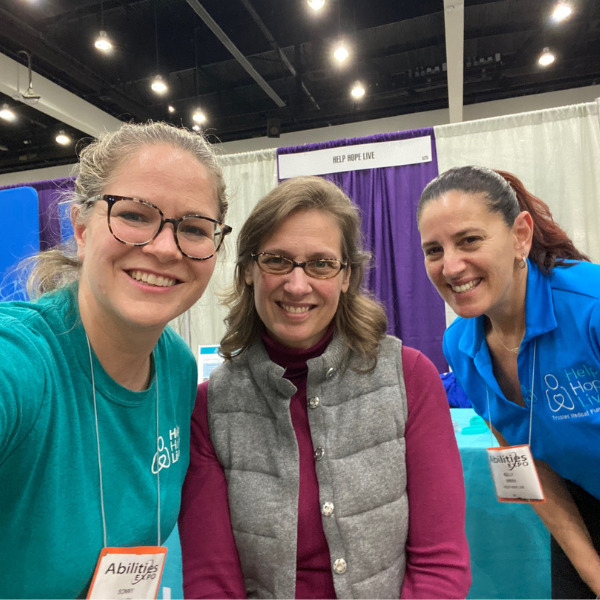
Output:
[0, 177, 75, 250]
[277, 129, 447, 372]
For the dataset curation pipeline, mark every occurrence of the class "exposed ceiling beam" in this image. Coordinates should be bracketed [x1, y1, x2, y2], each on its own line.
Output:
[239, 0, 320, 111]
[185, 0, 287, 108]
[443, 0, 465, 123]
[0, 52, 122, 137]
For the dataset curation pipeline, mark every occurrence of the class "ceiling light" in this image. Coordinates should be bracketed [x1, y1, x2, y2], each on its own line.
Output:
[551, 2, 572, 22]
[333, 44, 349, 63]
[56, 131, 71, 145]
[0, 104, 16, 122]
[94, 30, 113, 52]
[151, 75, 168, 94]
[192, 109, 207, 125]
[168, 105, 176, 113]
[350, 82, 365, 100]
[538, 47, 555, 67]
[192, 125, 201, 131]
[307, 0, 325, 10]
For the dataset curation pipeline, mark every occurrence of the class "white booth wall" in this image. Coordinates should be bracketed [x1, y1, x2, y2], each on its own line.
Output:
[174, 98, 600, 349]
[1, 87, 599, 343]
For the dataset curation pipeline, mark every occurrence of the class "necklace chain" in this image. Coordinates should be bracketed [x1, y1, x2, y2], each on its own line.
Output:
[494, 330, 522, 354]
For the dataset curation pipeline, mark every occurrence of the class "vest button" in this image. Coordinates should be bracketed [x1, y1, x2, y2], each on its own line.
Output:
[314, 447, 325, 461]
[333, 558, 347, 574]
[308, 396, 320, 409]
[322, 501, 334, 516]
[325, 367, 335, 379]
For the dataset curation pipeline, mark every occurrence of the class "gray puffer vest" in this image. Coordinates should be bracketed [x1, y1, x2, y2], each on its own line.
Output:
[208, 334, 409, 599]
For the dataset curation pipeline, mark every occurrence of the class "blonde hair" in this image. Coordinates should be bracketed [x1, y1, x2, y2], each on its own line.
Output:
[220, 176, 387, 370]
[26, 121, 227, 297]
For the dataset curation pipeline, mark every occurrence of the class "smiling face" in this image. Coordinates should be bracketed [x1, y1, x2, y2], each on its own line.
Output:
[245, 209, 351, 349]
[74, 143, 219, 338]
[418, 190, 532, 321]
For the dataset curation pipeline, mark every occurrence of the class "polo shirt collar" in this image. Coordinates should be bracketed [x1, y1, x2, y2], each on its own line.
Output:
[457, 259, 557, 358]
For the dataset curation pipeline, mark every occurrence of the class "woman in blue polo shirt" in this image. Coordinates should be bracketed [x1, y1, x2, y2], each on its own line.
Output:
[417, 166, 600, 599]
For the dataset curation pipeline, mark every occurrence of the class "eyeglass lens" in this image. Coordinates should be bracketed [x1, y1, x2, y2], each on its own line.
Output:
[109, 198, 223, 259]
[256, 253, 343, 279]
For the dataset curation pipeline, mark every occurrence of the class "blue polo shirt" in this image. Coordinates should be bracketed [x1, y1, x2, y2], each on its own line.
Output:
[444, 260, 600, 500]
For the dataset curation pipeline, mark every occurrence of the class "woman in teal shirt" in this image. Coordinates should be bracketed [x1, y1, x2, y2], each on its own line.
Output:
[0, 121, 230, 598]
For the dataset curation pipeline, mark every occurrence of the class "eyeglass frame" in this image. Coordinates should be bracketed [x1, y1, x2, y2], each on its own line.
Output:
[250, 252, 348, 280]
[84, 194, 232, 260]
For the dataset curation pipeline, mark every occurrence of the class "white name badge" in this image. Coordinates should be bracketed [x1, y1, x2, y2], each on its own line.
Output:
[486, 444, 546, 503]
[87, 546, 167, 599]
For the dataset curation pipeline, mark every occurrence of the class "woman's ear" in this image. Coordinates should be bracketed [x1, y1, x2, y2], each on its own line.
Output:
[244, 264, 254, 286]
[513, 210, 534, 257]
[341, 265, 351, 293]
[71, 204, 87, 261]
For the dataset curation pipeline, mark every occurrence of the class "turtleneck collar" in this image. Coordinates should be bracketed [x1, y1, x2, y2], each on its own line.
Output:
[261, 322, 335, 380]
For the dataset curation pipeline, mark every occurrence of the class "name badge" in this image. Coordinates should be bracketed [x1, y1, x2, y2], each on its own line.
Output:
[486, 444, 545, 503]
[87, 546, 167, 599]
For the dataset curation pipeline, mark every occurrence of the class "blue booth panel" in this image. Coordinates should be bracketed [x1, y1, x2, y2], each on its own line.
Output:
[59, 198, 74, 241]
[0, 187, 40, 301]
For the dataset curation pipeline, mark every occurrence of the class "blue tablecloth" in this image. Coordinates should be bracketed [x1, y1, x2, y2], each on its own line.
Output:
[160, 528, 183, 598]
[452, 408, 551, 599]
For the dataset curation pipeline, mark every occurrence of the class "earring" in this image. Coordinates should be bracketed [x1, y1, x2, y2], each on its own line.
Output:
[519, 251, 527, 269]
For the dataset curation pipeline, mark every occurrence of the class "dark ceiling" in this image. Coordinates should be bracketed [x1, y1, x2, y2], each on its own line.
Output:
[0, 0, 599, 176]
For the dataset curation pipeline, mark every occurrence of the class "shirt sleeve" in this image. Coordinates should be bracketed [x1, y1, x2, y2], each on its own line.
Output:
[0, 317, 46, 458]
[179, 381, 247, 599]
[399, 346, 472, 600]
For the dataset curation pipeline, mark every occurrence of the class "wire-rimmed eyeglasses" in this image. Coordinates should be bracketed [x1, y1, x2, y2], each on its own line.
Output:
[85, 194, 232, 260]
[251, 252, 347, 280]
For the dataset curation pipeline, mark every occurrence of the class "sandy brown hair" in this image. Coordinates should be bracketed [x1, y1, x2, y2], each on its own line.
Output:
[220, 176, 387, 370]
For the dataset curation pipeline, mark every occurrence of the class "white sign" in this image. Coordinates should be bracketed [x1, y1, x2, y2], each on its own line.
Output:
[198, 345, 224, 383]
[278, 136, 432, 179]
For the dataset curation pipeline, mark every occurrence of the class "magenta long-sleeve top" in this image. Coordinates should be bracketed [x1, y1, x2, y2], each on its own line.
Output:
[179, 331, 471, 599]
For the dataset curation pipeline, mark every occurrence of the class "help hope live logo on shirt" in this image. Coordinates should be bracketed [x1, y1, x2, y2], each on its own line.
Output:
[527, 362, 600, 420]
[151, 425, 180, 473]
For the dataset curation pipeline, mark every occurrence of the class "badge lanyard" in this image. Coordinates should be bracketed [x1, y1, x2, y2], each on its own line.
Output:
[486, 339, 546, 504]
[85, 336, 167, 600]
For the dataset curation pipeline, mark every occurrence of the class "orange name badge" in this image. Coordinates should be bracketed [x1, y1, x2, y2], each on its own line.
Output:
[486, 444, 546, 504]
[87, 546, 168, 600]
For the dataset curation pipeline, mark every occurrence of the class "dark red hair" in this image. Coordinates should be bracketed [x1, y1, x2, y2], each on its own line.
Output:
[495, 170, 589, 273]
[418, 166, 589, 274]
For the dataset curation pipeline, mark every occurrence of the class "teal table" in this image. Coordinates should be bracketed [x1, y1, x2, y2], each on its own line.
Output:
[452, 408, 551, 599]
[160, 528, 183, 598]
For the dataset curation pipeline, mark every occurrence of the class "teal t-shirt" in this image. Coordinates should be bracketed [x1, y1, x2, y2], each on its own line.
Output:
[0, 286, 197, 598]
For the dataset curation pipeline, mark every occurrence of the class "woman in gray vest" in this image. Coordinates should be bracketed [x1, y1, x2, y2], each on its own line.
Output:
[179, 176, 471, 599]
